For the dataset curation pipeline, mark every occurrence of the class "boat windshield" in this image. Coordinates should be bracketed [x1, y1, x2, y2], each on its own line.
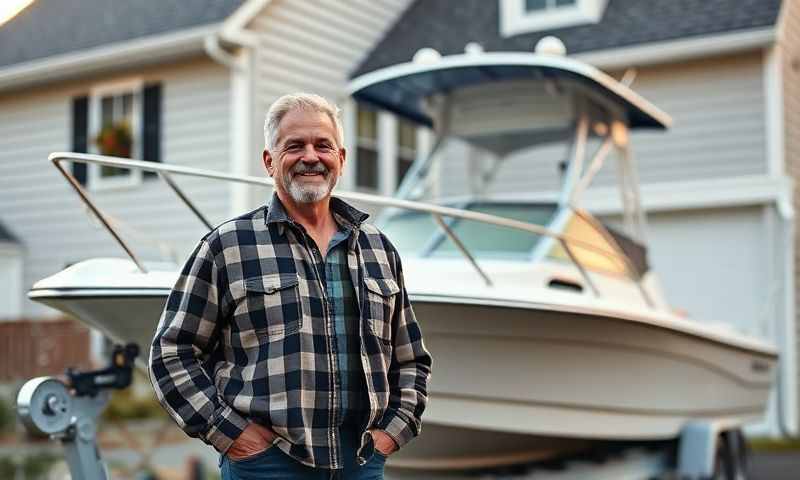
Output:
[380, 202, 558, 260]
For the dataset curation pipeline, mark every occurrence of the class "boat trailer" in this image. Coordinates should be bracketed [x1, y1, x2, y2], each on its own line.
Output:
[15, 344, 139, 480]
[13, 341, 748, 480]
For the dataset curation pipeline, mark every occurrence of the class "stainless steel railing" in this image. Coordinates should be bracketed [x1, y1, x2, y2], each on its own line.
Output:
[49, 152, 652, 306]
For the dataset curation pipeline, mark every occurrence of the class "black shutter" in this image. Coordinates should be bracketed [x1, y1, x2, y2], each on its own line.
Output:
[71, 96, 89, 185]
[142, 83, 161, 178]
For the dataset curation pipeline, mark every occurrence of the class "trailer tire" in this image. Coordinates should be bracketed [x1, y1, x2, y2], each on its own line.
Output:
[712, 431, 747, 480]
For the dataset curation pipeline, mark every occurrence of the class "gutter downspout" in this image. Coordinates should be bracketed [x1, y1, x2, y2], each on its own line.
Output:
[765, 27, 798, 437]
[778, 198, 798, 438]
[204, 31, 257, 217]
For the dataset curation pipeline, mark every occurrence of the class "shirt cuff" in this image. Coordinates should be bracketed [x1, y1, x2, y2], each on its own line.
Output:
[375, 408, 418, 449]
[203, 404, 250, 453]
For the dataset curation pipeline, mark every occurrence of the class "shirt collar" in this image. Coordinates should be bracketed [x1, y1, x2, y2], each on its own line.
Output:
[265, 192, 369, 233]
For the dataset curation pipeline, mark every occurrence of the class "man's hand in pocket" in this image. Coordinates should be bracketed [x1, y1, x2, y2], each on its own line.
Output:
[370, 429, 398, 456]
[226, 423, 275, 460]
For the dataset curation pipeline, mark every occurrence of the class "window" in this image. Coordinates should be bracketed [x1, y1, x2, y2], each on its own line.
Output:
[89, 80, 142, 188]
[499, 0, 607, 37]
[525, 0, 576, 11]
[96, 91, 136, 180]
[380, 202, 558, 259]
[397, 118, 417, 187]
[351, 102, 425, 195]
[71, 79, 162, 189]
[431, 203, 557, 260]
[356, 104, 379, 190]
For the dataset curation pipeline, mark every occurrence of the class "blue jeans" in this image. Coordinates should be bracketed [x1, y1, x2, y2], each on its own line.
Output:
[220, 428, 387, 480]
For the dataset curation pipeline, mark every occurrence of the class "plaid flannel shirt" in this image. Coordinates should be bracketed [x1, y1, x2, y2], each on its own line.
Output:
[148, 194, 432, 469]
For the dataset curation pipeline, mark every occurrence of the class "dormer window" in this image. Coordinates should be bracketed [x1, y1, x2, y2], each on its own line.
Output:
[526, 0, 577, 11]
[500, 0, 607, 37]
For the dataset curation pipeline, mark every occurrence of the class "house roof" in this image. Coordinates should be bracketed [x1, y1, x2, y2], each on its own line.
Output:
[352, 0, 783, 78]
[0, 0, 246, 69]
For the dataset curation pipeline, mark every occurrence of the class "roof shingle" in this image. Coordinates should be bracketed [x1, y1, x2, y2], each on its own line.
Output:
[352, 0, 783, 78]
[0, 0, 245, 69]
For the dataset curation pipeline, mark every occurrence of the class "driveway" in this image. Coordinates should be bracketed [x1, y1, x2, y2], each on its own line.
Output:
[750, 451, 800, 480]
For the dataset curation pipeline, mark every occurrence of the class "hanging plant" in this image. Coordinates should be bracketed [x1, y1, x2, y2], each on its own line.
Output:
[94, 120, 133, 158]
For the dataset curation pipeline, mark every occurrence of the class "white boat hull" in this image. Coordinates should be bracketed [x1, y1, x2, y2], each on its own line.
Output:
[29, 289, 170, 369]
[386, 297, 775, 469]
[29, 285, 776, 469]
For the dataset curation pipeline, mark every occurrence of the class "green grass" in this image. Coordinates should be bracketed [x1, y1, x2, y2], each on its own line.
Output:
[0, 452, 60, 479]
[748, 437, 800, 452]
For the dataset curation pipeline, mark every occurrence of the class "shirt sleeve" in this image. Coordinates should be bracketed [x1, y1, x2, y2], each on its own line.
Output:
[148, 239, 249, 453]
[375, 241, 433, 449]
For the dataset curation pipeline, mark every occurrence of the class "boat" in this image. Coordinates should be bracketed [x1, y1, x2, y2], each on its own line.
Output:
[29, 38, 778, 471]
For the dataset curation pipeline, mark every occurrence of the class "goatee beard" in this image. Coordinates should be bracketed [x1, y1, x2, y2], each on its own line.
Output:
[284, 162, 337, 203]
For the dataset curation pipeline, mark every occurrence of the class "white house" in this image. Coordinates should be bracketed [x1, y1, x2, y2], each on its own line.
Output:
[0, 0, 797, 436]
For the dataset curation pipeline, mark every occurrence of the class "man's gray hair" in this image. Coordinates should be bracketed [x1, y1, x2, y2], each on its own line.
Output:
[264, 93, 344, 152]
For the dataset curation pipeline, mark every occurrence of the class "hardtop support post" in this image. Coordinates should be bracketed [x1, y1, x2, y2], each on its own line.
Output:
[557, 113, 590, 207]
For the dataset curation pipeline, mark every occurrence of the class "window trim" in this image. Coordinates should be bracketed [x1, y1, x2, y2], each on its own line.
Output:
[0, 244, 23, 320]
[354, 103, 381, 192]
[88, 78, 144, 191]
[396, 117, 418, 189]
[499, 0, 607, 37]
[351, 102, 431, 196]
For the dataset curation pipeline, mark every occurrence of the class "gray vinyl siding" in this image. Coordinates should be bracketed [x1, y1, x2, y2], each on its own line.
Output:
[244, 0, 413, 207]
[0, 58, 231, 318]
[625, 52, 767, 183]
[439, 52, 767, 198]
[780, 0, 800, 430]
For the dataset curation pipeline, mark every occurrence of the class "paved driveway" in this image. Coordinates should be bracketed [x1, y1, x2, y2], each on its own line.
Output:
[750, 451, 800, 480]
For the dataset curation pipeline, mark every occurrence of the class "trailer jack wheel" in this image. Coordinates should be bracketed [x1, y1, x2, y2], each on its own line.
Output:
[15, 343, 139, 480]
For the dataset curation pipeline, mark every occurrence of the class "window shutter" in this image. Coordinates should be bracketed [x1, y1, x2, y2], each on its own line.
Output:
[71, 96, 89, 185]
[142, 83, 162, 178]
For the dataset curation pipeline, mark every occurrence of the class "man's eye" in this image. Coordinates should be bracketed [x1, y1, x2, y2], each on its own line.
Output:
[318, 143, 333, 151]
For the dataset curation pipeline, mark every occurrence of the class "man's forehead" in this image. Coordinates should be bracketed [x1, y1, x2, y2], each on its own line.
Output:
[280, 108, 332, 127]
[277, 109, 337, 142]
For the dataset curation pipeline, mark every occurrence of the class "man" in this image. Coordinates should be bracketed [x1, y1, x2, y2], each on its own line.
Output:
[149, 93, 432, 479]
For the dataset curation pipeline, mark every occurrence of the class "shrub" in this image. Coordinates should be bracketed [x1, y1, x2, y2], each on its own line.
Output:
[0, 453, 60, 479]
[102, 387, 166, 423]
[0, 395, 14, 433]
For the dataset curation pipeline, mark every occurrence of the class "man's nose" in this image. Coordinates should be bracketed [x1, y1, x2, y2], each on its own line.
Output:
[300, 144, 318, 162]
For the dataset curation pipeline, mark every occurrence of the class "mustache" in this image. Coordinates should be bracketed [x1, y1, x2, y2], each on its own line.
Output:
[291, 162, 329, 175]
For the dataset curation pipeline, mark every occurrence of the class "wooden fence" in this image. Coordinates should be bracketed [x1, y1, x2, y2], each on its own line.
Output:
[0, 318, 91, 382]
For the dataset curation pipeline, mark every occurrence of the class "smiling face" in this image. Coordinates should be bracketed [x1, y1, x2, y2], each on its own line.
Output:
[263, 108, 346, 205]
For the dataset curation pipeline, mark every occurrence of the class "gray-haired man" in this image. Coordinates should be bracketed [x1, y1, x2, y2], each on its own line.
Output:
[149, 93, 432, 479]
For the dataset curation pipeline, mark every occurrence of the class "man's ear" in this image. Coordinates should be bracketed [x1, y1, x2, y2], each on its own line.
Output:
[262, 149, 274, 177]
[338, 147, 346, 175]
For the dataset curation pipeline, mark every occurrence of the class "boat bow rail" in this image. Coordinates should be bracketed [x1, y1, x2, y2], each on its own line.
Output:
[49, 152, 652, 305]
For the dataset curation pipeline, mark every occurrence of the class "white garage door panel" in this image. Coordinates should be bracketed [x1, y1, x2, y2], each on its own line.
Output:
[642, 207, 767, 337]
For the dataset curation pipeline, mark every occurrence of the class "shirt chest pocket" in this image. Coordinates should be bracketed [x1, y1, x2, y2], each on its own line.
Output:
[363, 276, 400, 344]
[240, 274, 303, 339]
